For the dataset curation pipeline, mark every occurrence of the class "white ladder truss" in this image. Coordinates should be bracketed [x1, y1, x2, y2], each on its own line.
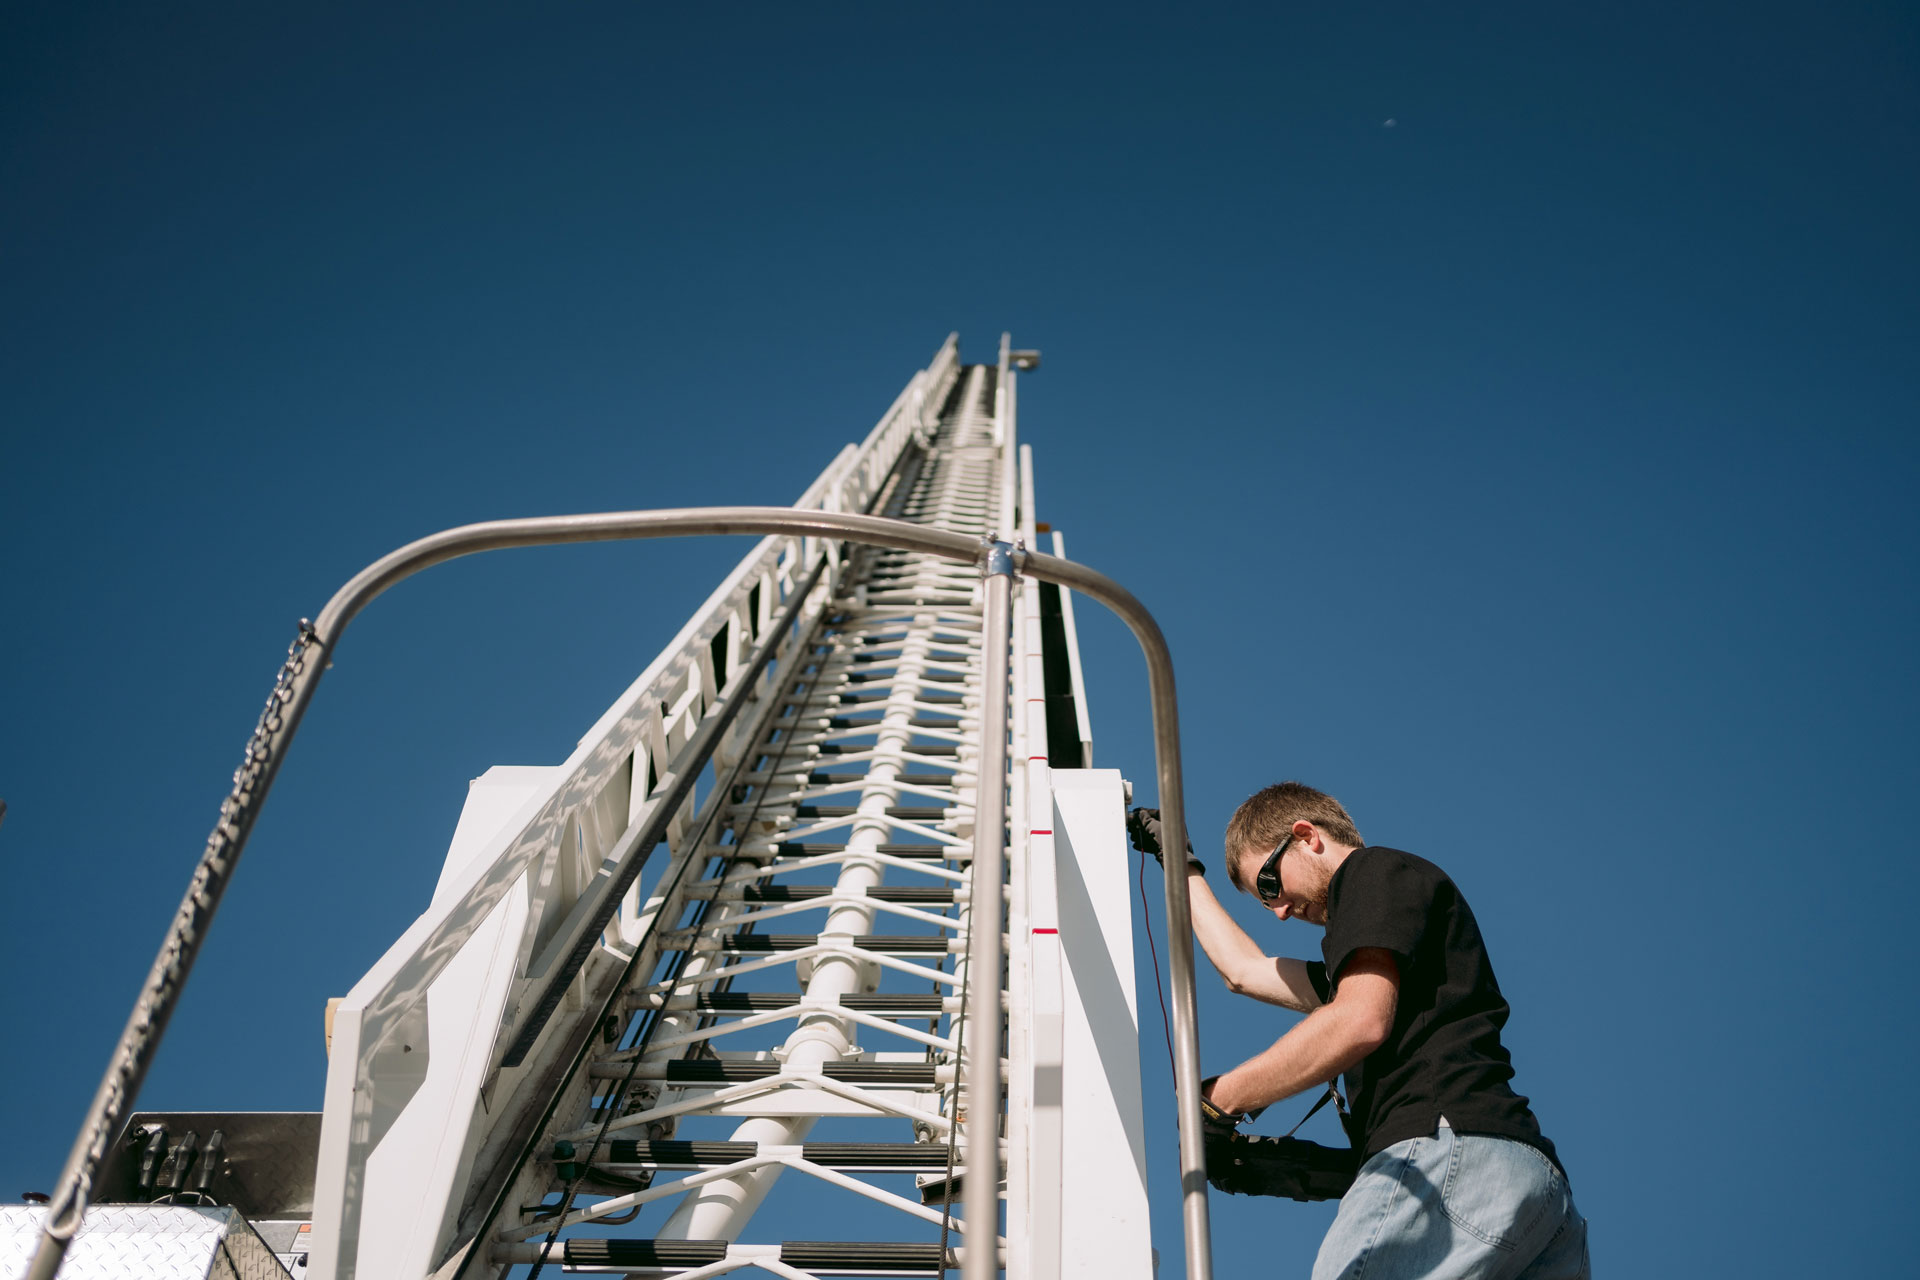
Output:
[306, 337, 1152, 1280]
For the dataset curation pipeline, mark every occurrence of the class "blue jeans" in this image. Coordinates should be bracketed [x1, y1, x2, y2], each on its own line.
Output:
[1312, 1125, 1589, 1280]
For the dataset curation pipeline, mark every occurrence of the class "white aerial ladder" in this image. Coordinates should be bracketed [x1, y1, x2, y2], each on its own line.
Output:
[9, 336, 1215, 1280]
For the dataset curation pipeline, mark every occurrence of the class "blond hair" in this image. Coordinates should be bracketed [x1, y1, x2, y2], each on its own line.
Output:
[1222, 782, 1364, 893]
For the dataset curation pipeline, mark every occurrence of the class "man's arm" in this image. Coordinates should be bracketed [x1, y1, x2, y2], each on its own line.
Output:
[1205, 947, 1399, 1115]
[1185, 869, 1324, 1012]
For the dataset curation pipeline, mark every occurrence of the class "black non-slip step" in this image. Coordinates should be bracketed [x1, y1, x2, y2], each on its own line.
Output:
[772, 841, 962, 858]
[795, 805, 951, 820]
[806, 771, 956, 787]
[674, 992, 946, 1014]
[841, 670, 965, 685]
[858, 594, 976, 607]
[795, 712, 964, 731]
[851, 635, 977, 648]
[562, 1240, 726, 1268]
[826, 714, 964, 730]
[811, 742, 958, 757]
[663, 1060, 938, 1086]
[705, 934, 952, 954]
[557, 1240, 962, 1274]
[830, 689, 966, 705]
[587, 1140, 957, 1170]
[728, 885, 954, 904]
[781, 1241, 961, 1274]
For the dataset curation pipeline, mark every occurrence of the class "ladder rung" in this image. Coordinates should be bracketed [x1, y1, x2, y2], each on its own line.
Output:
[654, 992, 949, 1014]
[535, 1239, 972, 1276]
[795, 805, 951, 820]
[580, 1140, 960, 1171]
[806, 771, 956, 787]
[789, 742, 960, 758]
[661, 1060, 939, 1086]
[563, 1240, 726, 1268]
[688, 885, 955, 905]
[701, 934, 955, 954]
[832, 690, 966, 706]
[770, 842, 964, 859]
[826, 714, 966, 730]
[842, 670, 965, 685]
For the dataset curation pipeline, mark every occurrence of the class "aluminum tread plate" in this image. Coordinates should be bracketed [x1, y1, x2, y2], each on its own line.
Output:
[0, 1206, 289, 1280]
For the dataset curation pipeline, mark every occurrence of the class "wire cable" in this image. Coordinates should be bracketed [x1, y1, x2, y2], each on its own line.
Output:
[1136, 844, 1178, 1079]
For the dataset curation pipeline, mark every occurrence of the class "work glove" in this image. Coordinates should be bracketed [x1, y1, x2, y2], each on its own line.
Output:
[1127, 807, 1206, 876]
[1197, 1075, 1264, 1139]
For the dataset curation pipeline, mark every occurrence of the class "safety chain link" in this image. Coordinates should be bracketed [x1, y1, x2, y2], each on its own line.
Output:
[44, 620, 323, 1241]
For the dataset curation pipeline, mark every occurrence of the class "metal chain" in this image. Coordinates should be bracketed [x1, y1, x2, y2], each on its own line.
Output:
[39, 620, 322, 1249]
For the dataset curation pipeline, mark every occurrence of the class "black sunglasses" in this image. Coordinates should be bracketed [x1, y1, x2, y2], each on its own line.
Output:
[1255, 833, 1298, 905]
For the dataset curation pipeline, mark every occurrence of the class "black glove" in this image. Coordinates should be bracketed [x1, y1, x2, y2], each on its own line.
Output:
[1197, 1075, 1263, 1139]
[1127, 807, 1205, 875]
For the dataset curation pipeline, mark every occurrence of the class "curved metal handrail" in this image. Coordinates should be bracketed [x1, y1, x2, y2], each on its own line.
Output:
[30, 507, 1211, 1280]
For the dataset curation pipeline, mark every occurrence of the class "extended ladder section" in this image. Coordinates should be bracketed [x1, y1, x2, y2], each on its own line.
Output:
[292, 337, 1152, 1280]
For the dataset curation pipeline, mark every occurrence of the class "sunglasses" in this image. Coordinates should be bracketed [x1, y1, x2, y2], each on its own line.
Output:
[1254, 833, 1298, 905]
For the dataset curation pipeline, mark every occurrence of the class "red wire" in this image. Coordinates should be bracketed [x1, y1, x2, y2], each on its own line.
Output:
[1137, 844, 1178, 1079]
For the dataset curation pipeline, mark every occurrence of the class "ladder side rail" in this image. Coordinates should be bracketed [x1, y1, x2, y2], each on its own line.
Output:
[1046, 532, 1094, 768]
[963, 546, 1015, 1280]
[1003, 367, 1039, 1280]
[1012, 438, 1063, 1280]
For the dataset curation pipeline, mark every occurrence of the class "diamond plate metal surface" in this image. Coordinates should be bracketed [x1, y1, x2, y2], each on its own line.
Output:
[0, 1205, 288, 1280]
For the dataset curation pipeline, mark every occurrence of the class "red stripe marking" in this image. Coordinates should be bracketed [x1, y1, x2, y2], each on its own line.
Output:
[1031, 829, 1052, 835]
[1029, 755, 1047, 762]
[1032, 927, 1058, 934]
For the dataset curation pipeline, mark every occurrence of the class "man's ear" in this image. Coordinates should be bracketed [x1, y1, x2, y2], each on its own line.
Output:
[1293, 819, 1320, 852]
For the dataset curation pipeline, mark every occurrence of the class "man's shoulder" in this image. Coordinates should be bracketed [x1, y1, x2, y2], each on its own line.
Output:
[1338, 845, 1453, 893]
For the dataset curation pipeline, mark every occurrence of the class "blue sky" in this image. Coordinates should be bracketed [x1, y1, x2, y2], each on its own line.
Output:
[3, 3, 1916, 1276]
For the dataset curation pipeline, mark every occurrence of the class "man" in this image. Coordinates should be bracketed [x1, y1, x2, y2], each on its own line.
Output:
[1129, 782, 1588, 1280]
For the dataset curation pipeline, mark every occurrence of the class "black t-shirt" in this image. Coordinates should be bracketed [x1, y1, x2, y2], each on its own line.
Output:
[1303, 845, 1561, 1172]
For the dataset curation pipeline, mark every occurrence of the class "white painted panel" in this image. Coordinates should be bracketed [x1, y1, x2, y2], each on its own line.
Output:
[311, 769, 544, 1280]
[1049, 770, 1151, 1280]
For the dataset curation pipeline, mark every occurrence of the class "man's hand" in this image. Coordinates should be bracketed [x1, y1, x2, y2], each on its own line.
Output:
[1198, 1075, 1263, 1138]
[1127, 807, 1206, 875]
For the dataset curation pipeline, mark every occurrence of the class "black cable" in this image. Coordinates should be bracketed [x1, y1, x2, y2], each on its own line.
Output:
[1137, 844, 1178, 1080]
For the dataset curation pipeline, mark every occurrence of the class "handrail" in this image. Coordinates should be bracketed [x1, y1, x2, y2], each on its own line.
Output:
[30, 505, 1210, 1280]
